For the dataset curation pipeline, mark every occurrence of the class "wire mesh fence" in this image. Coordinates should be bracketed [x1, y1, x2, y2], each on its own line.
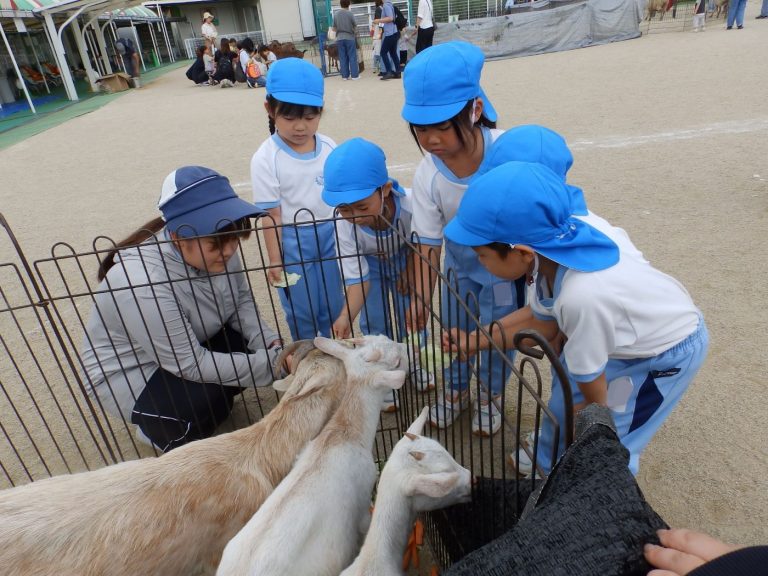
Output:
[0, 209, 571, 567]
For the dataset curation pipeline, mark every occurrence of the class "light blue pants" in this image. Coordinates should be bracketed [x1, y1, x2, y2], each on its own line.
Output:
[727, 0, 748, 26]
[761, 0, 768, 16]
[441, 240, 525, 396]
[537, 317, 709, 475]
[279, 221, 343, 341]
[358, 250, 408, 339]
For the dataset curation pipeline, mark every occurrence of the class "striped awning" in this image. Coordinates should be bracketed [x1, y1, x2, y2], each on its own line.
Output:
[0, 0, 158, 18]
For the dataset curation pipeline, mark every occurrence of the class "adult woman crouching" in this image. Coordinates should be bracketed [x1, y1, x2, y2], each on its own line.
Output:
[81, 166, 283, 452]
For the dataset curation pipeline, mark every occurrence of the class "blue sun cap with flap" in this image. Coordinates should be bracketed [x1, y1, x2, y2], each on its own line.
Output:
[476, 124, 588, 216]
[401, 41, 498, 125]
[322, 138, 403, 206]
[266, 57, 324, 107]
[158, 166, 262, 238]
[444, 161, 619, 272]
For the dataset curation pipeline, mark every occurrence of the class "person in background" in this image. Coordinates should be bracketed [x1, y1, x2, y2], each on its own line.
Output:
[246, 43, 267, 88]
[416, 0, 436, 53]
[213, 37, 235, 87]
[258, 44, 278, 69]
[186, 45, 210, 85]
[115, 36, 140, 80]
[726, 0, 748, 28]
[81, 166, 283, 453]
[398, 26, 416, 68]
[757, 0, 768, 18]
[692, 0, 706, 31]
[331, 0, 360, 80]
[201, 12, 218, 52]
[238, 38, 255, 81]
[372, 0, 401, 80]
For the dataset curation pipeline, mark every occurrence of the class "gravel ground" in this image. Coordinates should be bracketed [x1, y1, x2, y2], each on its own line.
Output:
[1, 4, 767, 564]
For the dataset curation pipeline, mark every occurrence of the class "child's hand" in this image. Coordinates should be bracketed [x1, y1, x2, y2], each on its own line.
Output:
[268, 265, 284, 286]
[406, 301, 429, 332]
[644, 529, 738, 575]
[333, 316, 352, 340]
[395, 274, 411, 296]
[441, 328, 476, 360]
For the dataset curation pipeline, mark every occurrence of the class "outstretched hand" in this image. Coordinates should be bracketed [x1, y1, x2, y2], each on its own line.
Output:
[441, 328, 476, 361]
[645, 528, 738, 576]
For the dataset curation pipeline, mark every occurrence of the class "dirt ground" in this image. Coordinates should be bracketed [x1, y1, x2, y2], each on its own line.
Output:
[2, 3, 767, 553]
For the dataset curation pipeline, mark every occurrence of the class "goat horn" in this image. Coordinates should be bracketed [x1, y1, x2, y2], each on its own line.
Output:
[404, 432, 418, 441]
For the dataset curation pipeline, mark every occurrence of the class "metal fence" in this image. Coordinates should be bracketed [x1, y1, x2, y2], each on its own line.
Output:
[0, 210, 571, 568]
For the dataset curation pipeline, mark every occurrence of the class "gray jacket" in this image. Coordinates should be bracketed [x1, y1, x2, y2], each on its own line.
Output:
[80, 232, 279, 420]
[332, 8, 358, 41]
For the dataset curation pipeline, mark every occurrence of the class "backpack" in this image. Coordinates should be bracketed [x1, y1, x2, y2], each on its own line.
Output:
[217, 53, 233, 76]
[246, 57, 262, 79]
[393, 6, 408, 31]
[234, 58, 247, 83]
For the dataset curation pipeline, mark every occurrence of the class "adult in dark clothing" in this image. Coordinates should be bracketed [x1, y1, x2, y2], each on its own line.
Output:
[115, 36, 140, 78]
[213, 37, 235, 84]
[331, 0, 359, 79]
[373, 0, 400, 79]
[416, 0, 436, 53]
[186, 45, 209, 84]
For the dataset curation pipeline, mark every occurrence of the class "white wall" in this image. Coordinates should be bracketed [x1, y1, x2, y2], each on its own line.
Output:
[259, 0, 305, 41]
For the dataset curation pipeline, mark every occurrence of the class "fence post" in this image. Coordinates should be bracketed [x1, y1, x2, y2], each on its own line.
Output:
[0, 213, 119, 465]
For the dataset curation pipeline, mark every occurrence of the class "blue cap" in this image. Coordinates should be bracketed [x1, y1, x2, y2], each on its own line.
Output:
[322, 138, 391, 206]
[158, 166, 262, 238]
[444, 162, 619, 273]
[266, 57, 324, 107]
[477, 125, 588, 216]
[402, 41, 497, 125]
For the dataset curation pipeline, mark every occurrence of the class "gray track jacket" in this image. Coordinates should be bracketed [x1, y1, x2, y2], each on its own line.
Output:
[80, 233, 279, 420]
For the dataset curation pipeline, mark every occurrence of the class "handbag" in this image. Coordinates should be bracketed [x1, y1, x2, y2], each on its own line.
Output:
[327, 27, 337, 40]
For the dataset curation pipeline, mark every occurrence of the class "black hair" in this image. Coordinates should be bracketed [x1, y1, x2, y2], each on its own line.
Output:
[265, 94, 323, 136]
[196, 45, 206, 58]
[482, 242, 513, 258]
[98, 217, 252, 281]
[241, 37, 254, 53]
[408, 99, 497, 154]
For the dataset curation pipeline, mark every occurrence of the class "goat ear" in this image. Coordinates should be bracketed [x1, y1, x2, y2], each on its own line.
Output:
[374, 370, 406, 390]
[406, 472, 462, 498]
[313, 337, 351, 359]
[409, 450, 425, 461]
[406, 406, 430, 436]
[272, 376, 292, 393]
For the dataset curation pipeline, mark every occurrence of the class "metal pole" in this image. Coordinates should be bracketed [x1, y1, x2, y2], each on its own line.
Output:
[129, 19, 146, 71]
[26, 32, 51, 93]
[84, 26, 104, 76]
[71, 18, 99, 91]
[0, 20, 36, 113]
[147, 21, 160, 65]
[109, 21, 128, 74]
[156, 3, 175, 62]
[45, 12, 79, 101]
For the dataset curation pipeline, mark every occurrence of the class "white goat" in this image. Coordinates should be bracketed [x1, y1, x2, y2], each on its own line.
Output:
[340, 407, 473, 576]
[217, 334, 409, 576]
[0, 341, 345, 576]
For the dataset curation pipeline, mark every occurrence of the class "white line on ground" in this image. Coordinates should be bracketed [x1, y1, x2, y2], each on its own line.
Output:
[234, 119, 768, 187]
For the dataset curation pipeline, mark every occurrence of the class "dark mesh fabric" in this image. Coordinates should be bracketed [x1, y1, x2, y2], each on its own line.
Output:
[444, 405, 668, 576]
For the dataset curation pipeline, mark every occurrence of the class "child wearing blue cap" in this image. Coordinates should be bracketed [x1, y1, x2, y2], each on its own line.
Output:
[81, 166, 284, 452]
[443, 161, 709, 475]
[401, 41, 525, 437]
[251, 57, 343, 341]
[322, 137, 435, 407]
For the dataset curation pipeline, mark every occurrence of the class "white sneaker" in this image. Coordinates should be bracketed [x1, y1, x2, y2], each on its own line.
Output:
[350, 76, 361, 81]
[471, 394, 502, 437]
[220, 79, 234, 88]
[508, 445, 534, 476]
[381, 390, 399, 413]
[410, 367, 435, 392]
[429, 389, 470, 429]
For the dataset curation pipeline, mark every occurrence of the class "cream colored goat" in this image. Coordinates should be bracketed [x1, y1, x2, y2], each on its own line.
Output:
[0, 342, 345, 576]
[341, 407, 472, 576]
[217, 335, 409, 576]
[645, 0, 668, 20]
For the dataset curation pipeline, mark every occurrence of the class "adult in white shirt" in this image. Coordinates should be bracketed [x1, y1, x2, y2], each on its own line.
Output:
[201, 12, 218, 51]
[416, 0, 436, 53]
